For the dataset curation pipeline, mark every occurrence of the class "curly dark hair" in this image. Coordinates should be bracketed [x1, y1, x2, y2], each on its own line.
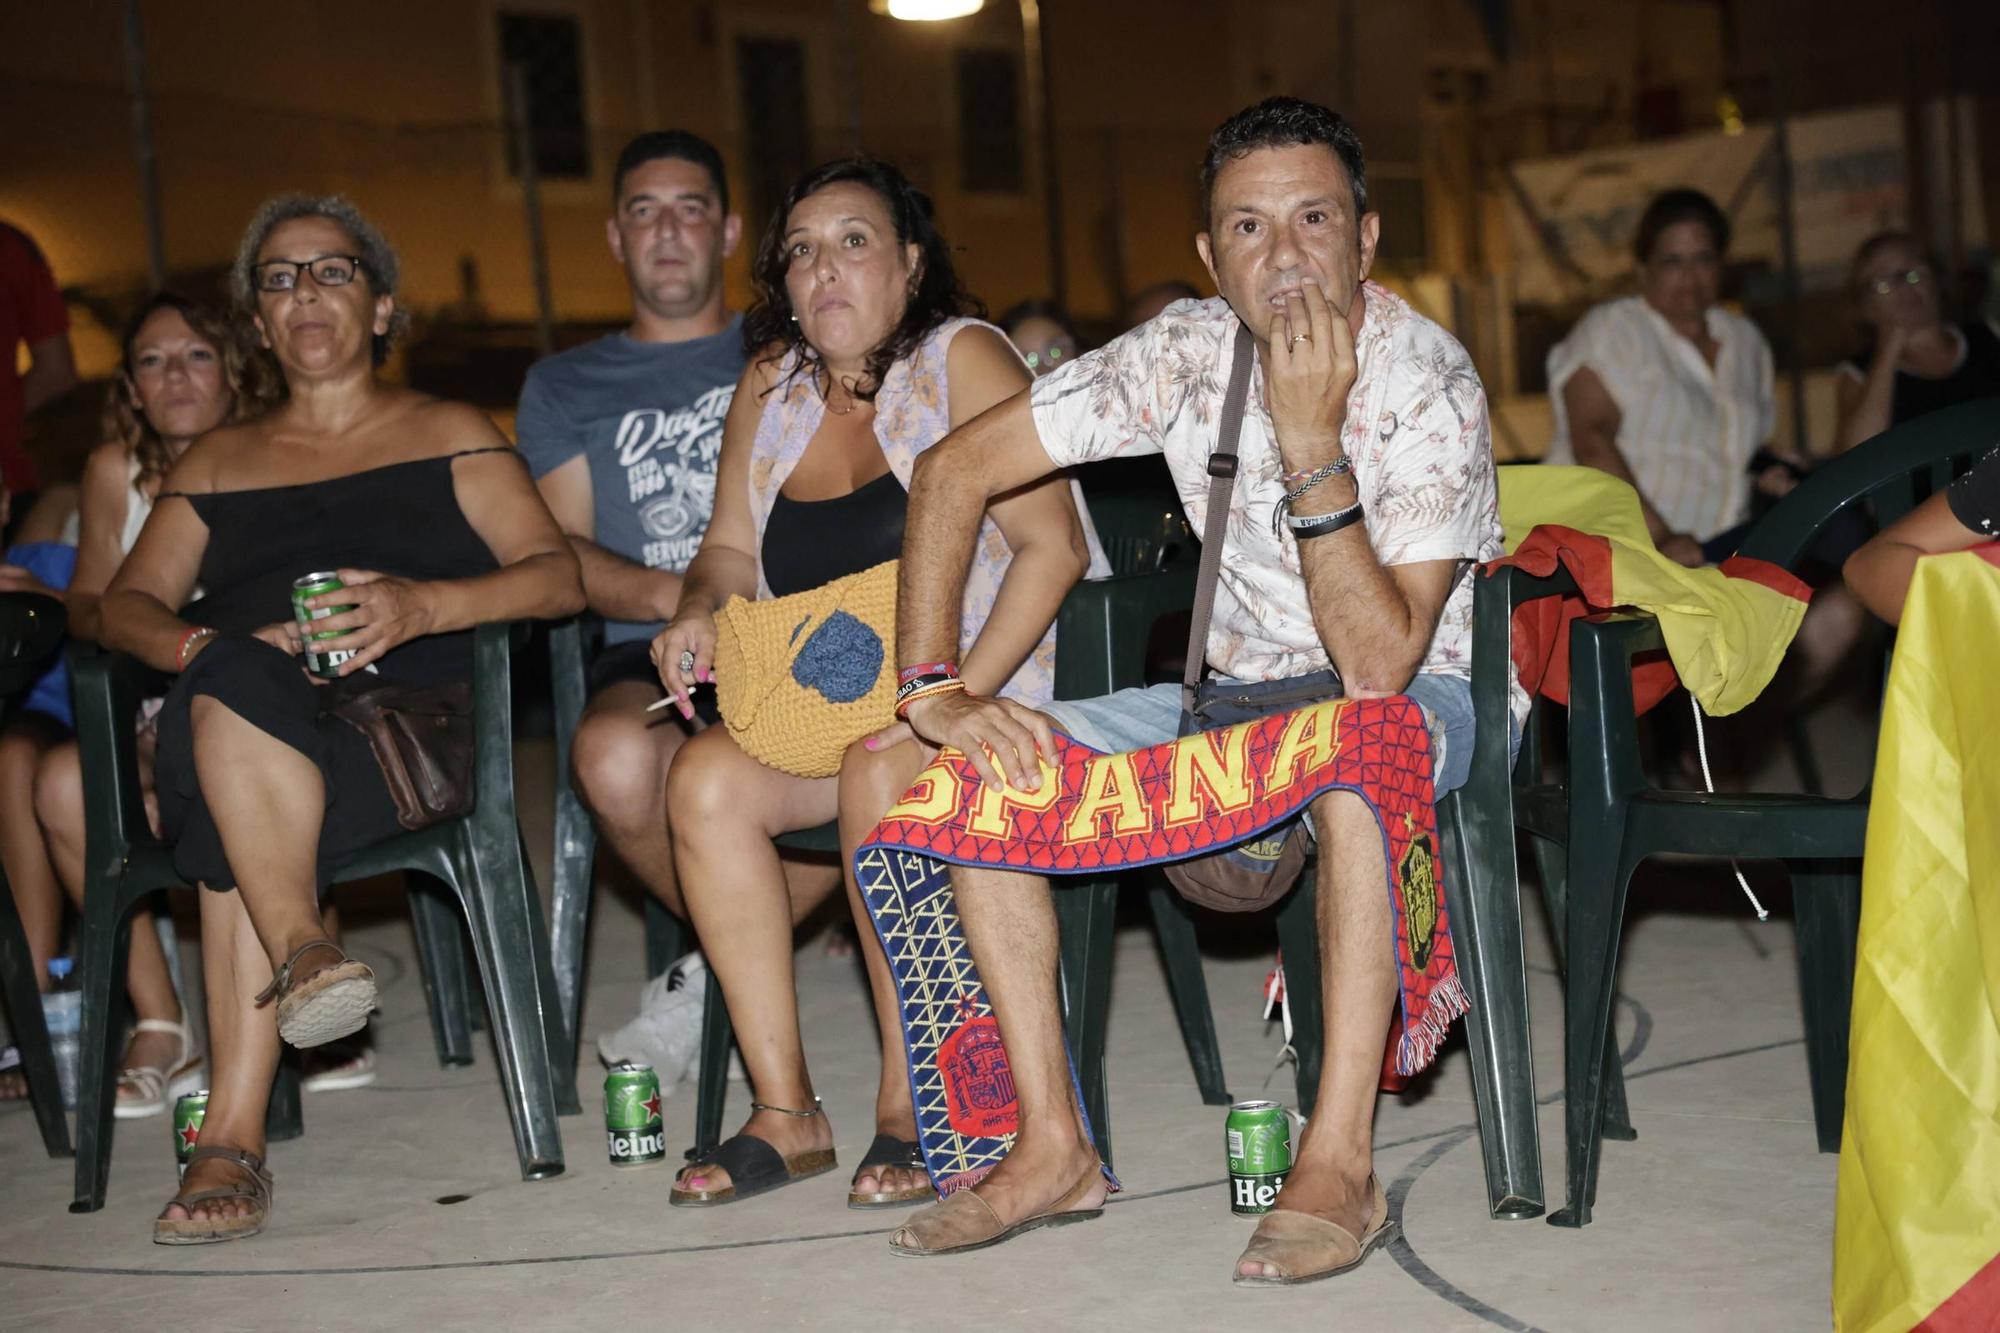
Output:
[1201, 97, 1368, 227]
[741, 157, 982, 402]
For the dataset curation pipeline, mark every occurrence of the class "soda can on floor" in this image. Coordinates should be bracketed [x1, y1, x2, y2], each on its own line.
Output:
[1226, 1099, 1291, 1215]
[291, 571, 358, 679]
[174, 1091, 209, 1180]
[604, 1063, 666, 1167]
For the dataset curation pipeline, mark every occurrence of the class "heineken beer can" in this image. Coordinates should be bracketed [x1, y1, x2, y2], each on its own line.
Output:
[174, 1091, 209, 1180]
[291, 571, 357, 678]
[1226, 1099, 1291, 1215]
[604, 1063, 666, 1167]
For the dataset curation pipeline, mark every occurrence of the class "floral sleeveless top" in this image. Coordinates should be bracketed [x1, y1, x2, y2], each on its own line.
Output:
[746, 316, 1108, 706]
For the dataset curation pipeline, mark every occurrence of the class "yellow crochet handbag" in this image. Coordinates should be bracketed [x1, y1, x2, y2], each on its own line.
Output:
[712, 560, 900, 778]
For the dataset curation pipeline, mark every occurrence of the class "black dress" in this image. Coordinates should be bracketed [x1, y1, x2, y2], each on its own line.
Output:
[1843, 321, 2000, 427]
[153, 451, 502, 893]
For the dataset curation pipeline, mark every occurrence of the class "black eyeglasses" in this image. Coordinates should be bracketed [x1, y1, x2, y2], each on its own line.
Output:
[253, 254, 365, 293]
[1867, 267, 1929, 298]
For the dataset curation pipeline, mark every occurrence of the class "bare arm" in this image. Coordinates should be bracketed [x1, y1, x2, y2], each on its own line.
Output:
[1562, 366, 1702, 565]
[1261, 282, 1460, 691]
[21, 332, 76, 417]
[535, 452, 683, 624]
[64, 442, 139, 643]
[100, 446, 218, 673]
[1832, 330, 1905, 454]
[938, 326, 1091, 697]
[1843, 486, 1985, 625]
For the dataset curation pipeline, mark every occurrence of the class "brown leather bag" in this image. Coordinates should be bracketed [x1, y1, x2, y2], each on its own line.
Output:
[331, 681, 475, 831]
[1160, 323, 1341, 913]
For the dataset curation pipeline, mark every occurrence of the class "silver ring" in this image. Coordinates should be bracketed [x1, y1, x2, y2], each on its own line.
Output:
[678, 650, 696, 675]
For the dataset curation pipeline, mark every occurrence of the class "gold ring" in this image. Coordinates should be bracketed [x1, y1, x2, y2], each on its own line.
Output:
[1290, 333, 1311, 346]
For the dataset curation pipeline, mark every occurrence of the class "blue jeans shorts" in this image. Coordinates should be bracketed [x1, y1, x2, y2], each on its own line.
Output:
[1039, 672, 1485, 795]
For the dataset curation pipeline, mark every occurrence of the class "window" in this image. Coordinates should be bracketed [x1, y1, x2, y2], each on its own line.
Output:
[735, 37, 812, 230]
[955, 48, 1023, 195]
[498, 11, 590, 180]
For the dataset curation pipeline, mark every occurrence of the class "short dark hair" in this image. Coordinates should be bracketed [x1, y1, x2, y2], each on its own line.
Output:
[742, 156, 982, 402]
[1201, 97, 1368, 226]
[1634, 188, 1730, 263]
[613, 130, 729, 214]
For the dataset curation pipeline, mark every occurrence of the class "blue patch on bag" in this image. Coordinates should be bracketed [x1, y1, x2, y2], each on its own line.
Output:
[791, 611, 883, 704]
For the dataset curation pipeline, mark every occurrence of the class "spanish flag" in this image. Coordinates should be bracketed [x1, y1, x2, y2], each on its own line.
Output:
[1834, 545, 2000, 1331]
[1491, 466, 1811, 716]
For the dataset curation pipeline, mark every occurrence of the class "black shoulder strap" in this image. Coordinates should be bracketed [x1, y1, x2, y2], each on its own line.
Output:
[1181, 322, 1257, 715]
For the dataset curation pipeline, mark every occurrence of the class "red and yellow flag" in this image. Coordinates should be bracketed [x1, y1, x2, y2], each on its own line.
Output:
[1835, 545, 2000, 1332]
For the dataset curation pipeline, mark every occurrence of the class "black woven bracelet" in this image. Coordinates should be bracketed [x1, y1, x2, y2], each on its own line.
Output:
[1288, 502, 1365, 540]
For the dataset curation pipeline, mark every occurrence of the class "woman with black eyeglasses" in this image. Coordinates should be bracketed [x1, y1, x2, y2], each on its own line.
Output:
[99, 195, 582, 1244]
[1834, 231, 2000, 453]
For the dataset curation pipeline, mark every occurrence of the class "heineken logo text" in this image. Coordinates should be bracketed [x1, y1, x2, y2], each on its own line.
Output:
[1232, 1172, 1288, 1212]
[607, 1129, 666, 1163]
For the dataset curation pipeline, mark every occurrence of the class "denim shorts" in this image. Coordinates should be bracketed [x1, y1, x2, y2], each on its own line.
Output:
[1040, 671, 1482, 795]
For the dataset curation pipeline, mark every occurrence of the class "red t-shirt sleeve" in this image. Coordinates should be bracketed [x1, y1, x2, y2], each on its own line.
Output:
[1, 226, 68, 345]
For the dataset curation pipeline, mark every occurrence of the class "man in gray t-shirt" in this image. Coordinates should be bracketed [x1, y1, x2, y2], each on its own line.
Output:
[515, 131, 743, 1083]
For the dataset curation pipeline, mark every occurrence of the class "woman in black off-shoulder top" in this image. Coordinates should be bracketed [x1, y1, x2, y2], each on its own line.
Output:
[100, 194, 582, 1245]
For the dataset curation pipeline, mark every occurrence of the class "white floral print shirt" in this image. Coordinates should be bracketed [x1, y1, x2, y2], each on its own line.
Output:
[1028, 284, 1509, 713]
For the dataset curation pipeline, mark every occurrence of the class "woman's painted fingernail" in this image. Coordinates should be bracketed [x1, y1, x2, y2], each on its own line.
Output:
[701, 668, 712, 683]
[864, 736, 879, 751]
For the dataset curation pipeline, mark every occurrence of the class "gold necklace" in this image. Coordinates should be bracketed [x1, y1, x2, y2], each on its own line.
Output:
[818, 368, 862, 416]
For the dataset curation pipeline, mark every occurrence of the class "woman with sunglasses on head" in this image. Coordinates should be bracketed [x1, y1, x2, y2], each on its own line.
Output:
[1, 294, 264, 1117]
[99, 195, 582, 1244]
[1834, 231, 2000, 453]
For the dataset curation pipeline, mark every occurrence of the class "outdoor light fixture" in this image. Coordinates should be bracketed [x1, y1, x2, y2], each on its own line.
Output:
[870, 0, 985, 19]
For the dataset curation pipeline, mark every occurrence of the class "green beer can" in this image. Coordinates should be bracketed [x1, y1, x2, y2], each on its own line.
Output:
[174, 1090, 209, 1180]
[604, 1063, 666, 1167]
[291, 571, 358, 678]
[1226, 1099, 1291, 1215]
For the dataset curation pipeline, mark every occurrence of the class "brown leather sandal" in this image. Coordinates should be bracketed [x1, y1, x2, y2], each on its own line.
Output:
[255, 939, 376, 1049]
[887, 1161, 1105, 1256]
[153, 1145, 274, 1245]
[1231, 1174, 1398, 1286]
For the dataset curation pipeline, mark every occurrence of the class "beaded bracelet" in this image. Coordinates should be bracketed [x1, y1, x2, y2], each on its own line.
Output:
[897, 661, 958, 686]
[894, 677, 967, 720]
[1287, 501, 1365, 540]
[176, 626, 217, 670]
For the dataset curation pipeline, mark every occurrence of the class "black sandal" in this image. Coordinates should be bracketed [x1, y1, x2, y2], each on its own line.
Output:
[847, 1133, 932, 1209]
[669, 1099, 836, 1207]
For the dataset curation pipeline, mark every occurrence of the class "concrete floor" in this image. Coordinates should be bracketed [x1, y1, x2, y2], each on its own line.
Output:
[1, 700, 1867, 1332]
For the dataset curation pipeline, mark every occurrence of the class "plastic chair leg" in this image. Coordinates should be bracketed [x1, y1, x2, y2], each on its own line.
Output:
[1274, 877, 1324, 1120]
[70, 881, 136, 1212]
[688, 968, 733, 1161]
[454, 834, 565, 1181]
[1531, 834, 1635, 1143]
[1436, 793, 1545, 1220]
[548, 783, 597, 1050]
[518, 833, 579, 1117]
[644, 895, 686, 980]
[1785, 715, 1826, 798]
[266, 1046, 304, 1141]
[1054, 878, 1117, 1169]
[1547, 841, 1641, 1229]
[409, 876, 475, 1068]
[0, 870, 71, 1157]
[1790, 861, 1860, 1153]
[1146, 881, 1231, 1106]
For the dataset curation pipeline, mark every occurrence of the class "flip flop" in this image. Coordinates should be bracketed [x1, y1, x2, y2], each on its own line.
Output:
[669, 1134, 837, 1207]
[847, 1133, 932, 1209]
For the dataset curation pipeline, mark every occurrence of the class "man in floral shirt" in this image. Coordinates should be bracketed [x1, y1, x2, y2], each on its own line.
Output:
[891, 97, 1505, 1283]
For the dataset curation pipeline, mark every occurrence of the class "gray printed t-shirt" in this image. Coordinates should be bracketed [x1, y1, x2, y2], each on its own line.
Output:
[516, 318, 744, 644]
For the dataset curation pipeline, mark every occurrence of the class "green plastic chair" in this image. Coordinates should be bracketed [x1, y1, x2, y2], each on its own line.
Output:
[66, 623, 576, 1213]
[1055, 556, 1601, 1219]
[0, 591, 74, 1159]
[1548, 396, 2000, 1228]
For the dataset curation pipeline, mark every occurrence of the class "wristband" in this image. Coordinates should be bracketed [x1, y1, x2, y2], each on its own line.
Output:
[894, 678, 967, 720]
[895, 671, 962, 706]
[897, 661, 958, 686]
[1288, 501, 1365, 540]
[1279, 456, 1354, 489]
[176, 626, 217, 670]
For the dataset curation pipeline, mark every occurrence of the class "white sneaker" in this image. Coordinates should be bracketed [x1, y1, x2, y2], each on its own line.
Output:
[595, 952, 706, 1088]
